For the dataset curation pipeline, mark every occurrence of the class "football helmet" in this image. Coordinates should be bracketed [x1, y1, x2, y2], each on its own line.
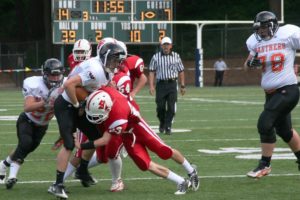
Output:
[96, 37, 117, 57]
[85, 90, 113, 124]
[42, 58, 65, 88]
[73, 39, 91, 61]
[99, 43, 126, 73]
[117, 40, 128, 57]
[253, 11, 279, 41]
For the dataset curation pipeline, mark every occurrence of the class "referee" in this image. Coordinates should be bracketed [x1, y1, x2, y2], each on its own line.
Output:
[149, 36, 186, 135]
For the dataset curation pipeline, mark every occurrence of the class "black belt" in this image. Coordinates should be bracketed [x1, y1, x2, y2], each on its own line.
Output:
[158, 78, 177, 83]
[265, 84, 297, 95]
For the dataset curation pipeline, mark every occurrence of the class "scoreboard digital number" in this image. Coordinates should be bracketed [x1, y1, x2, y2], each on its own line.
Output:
[52, 0, 173, 44]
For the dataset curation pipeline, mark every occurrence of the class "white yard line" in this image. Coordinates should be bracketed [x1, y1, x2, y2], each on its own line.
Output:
[13, 173, 300, 185]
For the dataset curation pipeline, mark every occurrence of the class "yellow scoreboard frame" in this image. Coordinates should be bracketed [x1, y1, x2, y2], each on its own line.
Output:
[52, 0, 173, 44]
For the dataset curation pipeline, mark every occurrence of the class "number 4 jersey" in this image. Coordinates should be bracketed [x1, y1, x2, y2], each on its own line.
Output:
[246, 24, 300, 90]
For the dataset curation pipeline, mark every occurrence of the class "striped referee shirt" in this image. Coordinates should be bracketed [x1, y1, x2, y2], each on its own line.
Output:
[149, 51, 184, 80]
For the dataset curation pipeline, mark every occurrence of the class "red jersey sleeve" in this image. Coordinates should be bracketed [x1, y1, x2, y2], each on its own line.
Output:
[122, 55, 144, 80]
[67, 54, 80, 72]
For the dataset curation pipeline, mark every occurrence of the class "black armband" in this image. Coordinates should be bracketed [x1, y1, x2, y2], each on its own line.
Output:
[80, 141, 95, 150]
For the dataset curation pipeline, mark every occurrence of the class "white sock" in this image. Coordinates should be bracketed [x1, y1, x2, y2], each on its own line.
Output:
[167, 171, 185, 185]
[63, 162, 76, 181]
[182, 159, 194, 174]
[109, 156, 122, 183]
[88, 153, 100, 168]
[8, 162, 20, 179]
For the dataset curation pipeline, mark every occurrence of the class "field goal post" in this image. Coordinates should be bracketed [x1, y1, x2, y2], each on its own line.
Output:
[131, 0, 284, 87]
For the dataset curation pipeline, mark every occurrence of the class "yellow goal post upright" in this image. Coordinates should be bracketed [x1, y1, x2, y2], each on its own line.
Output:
[131, 0, 284, 87]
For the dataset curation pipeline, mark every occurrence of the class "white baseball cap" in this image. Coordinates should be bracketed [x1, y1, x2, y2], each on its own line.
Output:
[161, 37, 172, 45]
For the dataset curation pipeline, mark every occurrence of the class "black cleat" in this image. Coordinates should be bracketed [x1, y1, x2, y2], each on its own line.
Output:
[6, 178, 17, 189]
[165, 127, 172, 135]
[76, 171, 96, 187]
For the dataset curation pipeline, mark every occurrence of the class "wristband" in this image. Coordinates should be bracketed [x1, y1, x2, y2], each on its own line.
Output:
[180, 85, 186, 89]
[73, 102, 79, 108]
[80, 141, 95, 150]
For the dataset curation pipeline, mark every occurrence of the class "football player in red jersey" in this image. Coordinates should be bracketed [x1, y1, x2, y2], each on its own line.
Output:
[63, 40, 128, 192]
[67, 39, 92, 72]
[117, 41, 147, 98]
[75, 86, 200, 195]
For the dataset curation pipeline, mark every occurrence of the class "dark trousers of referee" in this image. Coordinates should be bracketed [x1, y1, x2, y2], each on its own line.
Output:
[155, 79, 177, 134]
[214, 70, 225, 86]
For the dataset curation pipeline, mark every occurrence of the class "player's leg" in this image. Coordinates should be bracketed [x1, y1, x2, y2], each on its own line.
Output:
[123, 138, 190, 195]
[276, 117, 300, 170]
[148, 161, 190, 195]
[76, 113, 102, 187]
[6, 113, 48, 189]
[137, 118, 199, 190]
[165, 83, 177, 134]
[155, 82, 167, 133]
[106, 135, 124, 192]
[171, 148, 199, 191]
[0, 155, 13, 184]
[48, 96, 77, 199]
[63, 131, 87, 181]
[247, 107, 276, 178]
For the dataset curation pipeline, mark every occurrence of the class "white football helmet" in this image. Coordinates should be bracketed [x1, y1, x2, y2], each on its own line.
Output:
[73, 39, 91, 61]
[85, 90, 113, 124]
[96, 37, 117, 57]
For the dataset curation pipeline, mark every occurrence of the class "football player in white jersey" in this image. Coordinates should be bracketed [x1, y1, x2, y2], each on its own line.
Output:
[244, 11, 300, 178]
[48, 40, 126, 199]
[0, 58, 65, 189]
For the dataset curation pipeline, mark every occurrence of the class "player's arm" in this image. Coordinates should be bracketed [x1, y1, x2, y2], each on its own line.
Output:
[24, 96, 45, 112]
[178, 71, 186, 96]
[130, 73, 147, 98]
[244, 54, 253, 68]
[64, 75, 82, 107]
[148, 71, 155, 95]
[74, 131, 111, 149]
[244, 52, 261, 68]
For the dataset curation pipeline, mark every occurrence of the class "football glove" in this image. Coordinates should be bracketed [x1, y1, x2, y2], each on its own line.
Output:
[247, 53, 261, 68]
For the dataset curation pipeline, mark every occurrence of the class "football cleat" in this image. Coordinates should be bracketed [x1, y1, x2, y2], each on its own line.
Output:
[75, 170, 98, 185]
[75, 171, 96, 187]
[247, 161, 271, 178]
[174, 179, 190, 195]
[48, 183, 68, 199]
[110, 179, 124, 192]
[0, 160, 7, 184]
[188, 165, 200, 191]
[51, 136, 64, 151]
[6, 177, 17, 189]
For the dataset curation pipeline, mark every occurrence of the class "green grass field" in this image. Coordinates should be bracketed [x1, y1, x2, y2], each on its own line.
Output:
[1, 86, 300, 200]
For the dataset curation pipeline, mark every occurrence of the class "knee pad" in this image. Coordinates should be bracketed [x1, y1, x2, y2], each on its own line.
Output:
[278, 129, 293, 143]
[260, 134, 276, 143]
[63, 139, 75, 151]
[11, 147, 27, 163]
[156, 146, 173, 160]
[257, 116, 276, 143]
[134, 158, 149, 171]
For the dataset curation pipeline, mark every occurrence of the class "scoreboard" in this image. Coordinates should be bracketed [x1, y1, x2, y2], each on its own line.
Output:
[52, 0, 173, 44]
